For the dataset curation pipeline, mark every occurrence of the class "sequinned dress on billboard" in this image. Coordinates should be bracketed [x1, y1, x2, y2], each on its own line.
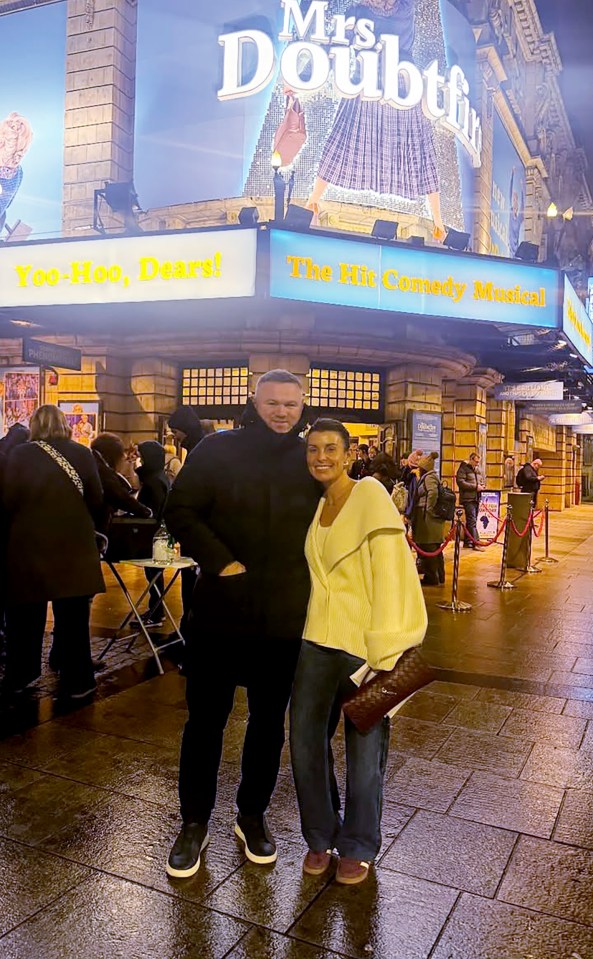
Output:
[243, 0, 464, 234]
[0, 113, 33, 230]
[308, 0, 444, 237]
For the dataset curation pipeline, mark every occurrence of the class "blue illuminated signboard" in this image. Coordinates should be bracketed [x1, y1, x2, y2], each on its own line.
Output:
[562, 275, 593, 365]
[270, 231, 559, 329]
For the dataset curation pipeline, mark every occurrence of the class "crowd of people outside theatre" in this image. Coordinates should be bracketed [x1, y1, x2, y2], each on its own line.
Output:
[0, 374, 548, 885]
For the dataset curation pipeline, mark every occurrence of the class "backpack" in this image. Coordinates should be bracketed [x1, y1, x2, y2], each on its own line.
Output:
[391, 481, 408, 513]
[433, 480, 457, 522]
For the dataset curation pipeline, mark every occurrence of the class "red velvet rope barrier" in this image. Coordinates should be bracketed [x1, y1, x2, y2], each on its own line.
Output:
[510, 511, 535, 538]
[407, 524, 457, 557]
[531, 511, 545, 538]
[462, 518, 508, 547]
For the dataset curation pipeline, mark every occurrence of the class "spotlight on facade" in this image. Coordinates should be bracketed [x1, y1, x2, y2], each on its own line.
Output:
[444, 229, 470, 251]
[515, 241, 539, 263]
[238, 207, 259, 226]
[547, 202, 558, 218]
[284, 204, 314, 229]
[408, 235, 425, 247]
[93, 180, 143, 235]
[371, 219, 398, 240]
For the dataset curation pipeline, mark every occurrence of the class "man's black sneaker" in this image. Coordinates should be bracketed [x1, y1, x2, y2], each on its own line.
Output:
[166, 822, 210, 878]
[234, 813, 277, 865]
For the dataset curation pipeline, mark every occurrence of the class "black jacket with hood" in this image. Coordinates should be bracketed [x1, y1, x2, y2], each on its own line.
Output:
[136, 441, 169, 524]
[165, 401, 320, 642]
[168, 406, 204, 454]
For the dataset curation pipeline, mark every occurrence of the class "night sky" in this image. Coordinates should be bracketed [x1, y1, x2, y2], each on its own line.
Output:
[536, 0, 593, 188]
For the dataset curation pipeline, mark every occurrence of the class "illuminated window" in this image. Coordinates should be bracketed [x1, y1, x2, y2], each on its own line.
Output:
[181, 365, 249, 407]
[309, 367, 382, 413]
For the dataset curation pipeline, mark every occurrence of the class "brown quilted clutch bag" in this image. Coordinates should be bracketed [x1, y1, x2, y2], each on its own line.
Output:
[343, 647, 436, 734]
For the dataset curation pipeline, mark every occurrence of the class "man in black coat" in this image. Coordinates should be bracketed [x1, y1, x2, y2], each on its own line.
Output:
[136, 441, 170, 626]
[516, 458, 545, 505]
[456, 452, 486, 549]
[164, 370, 319, 879]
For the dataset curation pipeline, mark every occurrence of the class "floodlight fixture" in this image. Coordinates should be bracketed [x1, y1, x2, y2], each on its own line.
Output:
[238, 206, 259, 226]
[284, 204, 314, 229]
[515, 241, 539, 263]
[371, 219, 398, 240]
[93, 180, 144, 235]
[444, 228, 471, 251]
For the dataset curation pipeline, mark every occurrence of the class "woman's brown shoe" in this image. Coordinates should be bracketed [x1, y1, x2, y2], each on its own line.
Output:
[303, 849, 332, 876]
[335, 858, 370, 885]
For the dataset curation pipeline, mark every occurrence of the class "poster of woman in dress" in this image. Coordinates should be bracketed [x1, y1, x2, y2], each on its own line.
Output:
[242, 0, 467, 234]
[58, 402, 100, 447]
[2, 370, 40, 431]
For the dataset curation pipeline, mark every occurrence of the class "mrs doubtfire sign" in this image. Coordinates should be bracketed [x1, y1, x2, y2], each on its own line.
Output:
[134, 0, 483, 234]
[218, 0, 482, 166]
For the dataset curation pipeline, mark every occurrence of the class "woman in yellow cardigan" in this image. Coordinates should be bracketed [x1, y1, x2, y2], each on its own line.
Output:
[290, 419, 428, 885]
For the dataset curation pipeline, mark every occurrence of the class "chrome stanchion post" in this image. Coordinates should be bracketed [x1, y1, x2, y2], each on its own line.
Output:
[437, 509, 472, 612]
[524, 506, 542, 574]
[488, 504, 516, 590]
[538, 498, 559, 565]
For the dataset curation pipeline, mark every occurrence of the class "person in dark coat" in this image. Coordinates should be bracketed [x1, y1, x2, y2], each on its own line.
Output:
[0, 422, 30, 456]
[136, 441, 170, 626]
[0, 423, 30, 641]
[412, 451, 446, 586]
[456, 452, 486, 550]
[516, 458, 545, 505]
[168, 406, 204, 454]
[164, 369, 320, 879]
[91, 432, 151, 534]
[2, 405, 105, 698]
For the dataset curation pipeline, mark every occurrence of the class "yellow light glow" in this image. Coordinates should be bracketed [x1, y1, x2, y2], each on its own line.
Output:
[547, 202, 558, 218]
[271, 151, 282, 170]
[563, 206, 574, 221]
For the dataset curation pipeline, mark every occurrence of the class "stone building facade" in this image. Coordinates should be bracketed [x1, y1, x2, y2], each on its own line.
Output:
[0, 0, 589, 509]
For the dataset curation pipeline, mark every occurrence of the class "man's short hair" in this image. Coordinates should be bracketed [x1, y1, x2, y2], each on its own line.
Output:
[358, 443, 369, 453]
[255, 369, 302, 391]
[469, 452, 480, 460]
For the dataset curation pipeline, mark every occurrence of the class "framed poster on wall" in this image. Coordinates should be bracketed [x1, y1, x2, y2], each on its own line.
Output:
[58, 401, 101, 447]
[0, 366, 40, 435]
[409, 411, 442, 475]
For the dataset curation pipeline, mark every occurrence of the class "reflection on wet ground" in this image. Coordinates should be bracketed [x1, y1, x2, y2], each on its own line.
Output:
[1, 506, 593, 957]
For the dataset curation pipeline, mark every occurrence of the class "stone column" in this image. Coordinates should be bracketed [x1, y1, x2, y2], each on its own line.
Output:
[442, 369, 502, 490]
[63, 0, 138, 236]
[485, 398, 516, 490]
[385, 363, 444, 461]
[472, 56, 496, 255]
[540, 427, 569, 512]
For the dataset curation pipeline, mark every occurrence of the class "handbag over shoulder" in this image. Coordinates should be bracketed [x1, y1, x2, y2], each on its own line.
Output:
[273, 96, 307, 167]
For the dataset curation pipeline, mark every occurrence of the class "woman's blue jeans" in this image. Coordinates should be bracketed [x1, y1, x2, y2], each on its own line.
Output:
[290, 640, 390, 861]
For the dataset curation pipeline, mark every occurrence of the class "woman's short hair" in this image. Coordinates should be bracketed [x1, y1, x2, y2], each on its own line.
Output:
[91, 432, 125, 469]
[308, 418, 351, 451]
[30, 405, 71, 441]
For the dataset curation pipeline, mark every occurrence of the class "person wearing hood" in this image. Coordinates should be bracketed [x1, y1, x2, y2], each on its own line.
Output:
[136, 441, 170, 627]
[168, 406, 204, 455]
[411, 451, 446, 586]
[164, 370, 320, 879]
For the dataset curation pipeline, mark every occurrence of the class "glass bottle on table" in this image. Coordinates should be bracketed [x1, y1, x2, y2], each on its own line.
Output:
[152, 523, 170, 563]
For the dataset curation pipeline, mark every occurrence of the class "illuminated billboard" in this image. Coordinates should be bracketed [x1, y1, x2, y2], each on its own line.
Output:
[490, 110, 526, 258]
[134, 0, 481, 236]
[0, 2, 67, 241]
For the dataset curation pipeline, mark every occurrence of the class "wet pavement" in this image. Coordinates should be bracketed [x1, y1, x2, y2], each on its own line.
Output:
[1, 506, 593, 957]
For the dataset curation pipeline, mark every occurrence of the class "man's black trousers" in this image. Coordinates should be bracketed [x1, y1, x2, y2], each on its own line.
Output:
[179, 637, 301, 824]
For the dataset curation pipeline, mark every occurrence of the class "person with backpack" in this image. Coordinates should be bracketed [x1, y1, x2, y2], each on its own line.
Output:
[411, 451, 446, 586]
